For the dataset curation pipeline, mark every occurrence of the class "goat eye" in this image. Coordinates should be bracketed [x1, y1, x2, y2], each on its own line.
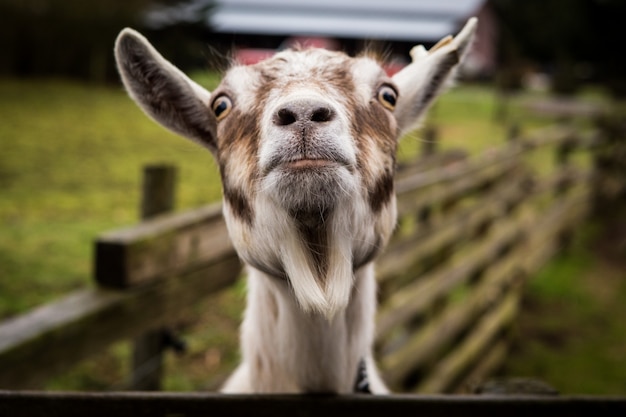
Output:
[377, 85, 397, 111]
[212, 95, 232, 121]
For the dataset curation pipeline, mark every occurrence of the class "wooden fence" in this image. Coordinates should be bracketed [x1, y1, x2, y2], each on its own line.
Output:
[0, 121, 617, 393]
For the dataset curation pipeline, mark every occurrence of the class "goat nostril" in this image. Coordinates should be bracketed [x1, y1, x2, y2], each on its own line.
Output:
[275, 108, 297, 126]
[274, 102, 335, 126]
[310, 107, 334, 123]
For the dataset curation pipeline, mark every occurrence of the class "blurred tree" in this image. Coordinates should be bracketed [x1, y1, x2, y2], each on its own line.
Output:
[0, 0, 209, 82]
[491, 0, 626, 96]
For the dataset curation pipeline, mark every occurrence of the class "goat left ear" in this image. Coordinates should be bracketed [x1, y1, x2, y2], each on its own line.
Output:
[392, 17, 478, 134]
[114, 28, 217, 151]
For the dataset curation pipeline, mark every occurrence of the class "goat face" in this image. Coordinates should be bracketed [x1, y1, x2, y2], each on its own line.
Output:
[214, 51, 388, 218]
[114, 19, 477, 317]
[211, 51, 401, 317]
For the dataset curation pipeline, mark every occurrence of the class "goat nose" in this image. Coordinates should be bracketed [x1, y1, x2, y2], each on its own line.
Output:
[273, 99, 336, 126]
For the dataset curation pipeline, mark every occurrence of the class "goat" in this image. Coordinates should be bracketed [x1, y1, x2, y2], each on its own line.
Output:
[114, 18, 477, 394]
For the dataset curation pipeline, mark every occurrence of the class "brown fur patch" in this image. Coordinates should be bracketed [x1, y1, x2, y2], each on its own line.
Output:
[352, 102, 397, 213]
[368, 170, 394, 213]
[217, 108, 259, 169]
[223, 185, 253, 225]
[297, 219, 330, 286]
[216, 105, 262, 226]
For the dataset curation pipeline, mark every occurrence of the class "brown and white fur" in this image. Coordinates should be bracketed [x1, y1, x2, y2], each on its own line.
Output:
[114, 18, 477, 394]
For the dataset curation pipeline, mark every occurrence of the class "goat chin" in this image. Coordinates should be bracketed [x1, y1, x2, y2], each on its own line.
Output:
[229, 187, 366, 319]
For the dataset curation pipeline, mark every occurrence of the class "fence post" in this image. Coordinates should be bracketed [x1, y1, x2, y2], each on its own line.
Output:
[131, 164, 177, 390]
[555, 134, 575, 197]
[421, 125, 439, 157]
[507, 123, 520, 143]
[417, 126, 439, 227]
[593, 113, 626, 215]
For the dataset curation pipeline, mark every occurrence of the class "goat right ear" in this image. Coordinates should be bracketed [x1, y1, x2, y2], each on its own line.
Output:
[114, 28, 217, 151]
[392, 18, 477, 135]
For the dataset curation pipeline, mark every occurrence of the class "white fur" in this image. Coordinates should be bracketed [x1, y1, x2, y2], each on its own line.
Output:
[222, 262, 385, 393]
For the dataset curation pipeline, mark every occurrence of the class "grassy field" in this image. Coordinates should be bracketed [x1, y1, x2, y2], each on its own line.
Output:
[1, 77, 623, 393]
[0, 77, 221, 317]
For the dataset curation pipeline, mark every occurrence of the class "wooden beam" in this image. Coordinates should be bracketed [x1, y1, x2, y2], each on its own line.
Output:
[0, 391, 624, 417]
[417, 288, 520, 393]
[132, 164, 177, 390]
[95, 203, 233, 288]
[379, 172, 529, 286]
[395, 146, 521, 217]
[376, 204, 532, 343]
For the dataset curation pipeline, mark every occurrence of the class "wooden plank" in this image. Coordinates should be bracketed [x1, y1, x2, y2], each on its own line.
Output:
[521, 98, 606, 118]
[0, 255, 241, 389]
[396, 149, 468, 178]
[132, 165, 177, 390]
[0, 391, 624, 417]
[379, 172, 529, 285]
[380, 166, 590, 292]
[380, 273, 510, 386]
[395, 147, 522, 217]
[380, 233, 528, 387]
[395, 144, 521, 194]
[376, 205, 532, 343]
[95, 203, 232, 288]
[519, 125, 577, 150]
[417, 288, 520, 393]
[393, 127, 597, 219]
[456, 340, 510, 394]
[140, 165, 177, 219]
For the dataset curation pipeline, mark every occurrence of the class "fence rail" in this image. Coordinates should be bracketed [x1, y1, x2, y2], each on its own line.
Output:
[1, 390, 626, 417]
[0, 120, 620, 392]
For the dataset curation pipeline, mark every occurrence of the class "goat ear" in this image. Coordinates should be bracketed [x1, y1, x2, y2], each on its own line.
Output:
[392, 17, 478, 135]
[114, 28, 217, 151]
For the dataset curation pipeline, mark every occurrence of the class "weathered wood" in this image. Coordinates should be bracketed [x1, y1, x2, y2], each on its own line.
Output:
[377, 169, 590, 342]
[420, 125, 439, 156]
[396, 149, 467, 178]
[133, 165, 177, 390]
[140, 165, 177, 219]
[1, 391, 625, 417]
[95, 203, 232, 288]
[0, 255, 241, 389]
[395, 145, 522, 217]
[519, 125, 577, 150]
[522, 98, 606, 119]
[417, 288, 520, 393]
[392, 124, 591, 213]
[457, 340, 510, 394]
[380, 226, 529, 387]
[376, 205, 530, 343]
[379, 172, 529, 286]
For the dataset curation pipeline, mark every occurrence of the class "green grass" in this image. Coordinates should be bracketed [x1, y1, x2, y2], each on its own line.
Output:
[501, 222, 626, 395]
[0, 77, 224, 317]
[399, 85, 509, 159]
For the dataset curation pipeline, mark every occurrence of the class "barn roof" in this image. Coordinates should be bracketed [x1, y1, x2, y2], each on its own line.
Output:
[147, 0, 485, 42]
